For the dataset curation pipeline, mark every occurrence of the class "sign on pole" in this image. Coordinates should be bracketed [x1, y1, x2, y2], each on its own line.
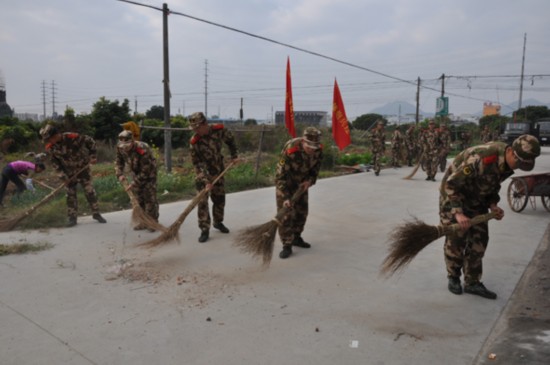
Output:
[436, 97, 449, 116]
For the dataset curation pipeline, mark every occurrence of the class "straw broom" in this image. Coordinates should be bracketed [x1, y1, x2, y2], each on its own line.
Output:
[403, 153, 424, 180]
[233, 188, 305, 267]
[139, 161, 237, 248]
[379, 212, 496, 277]
[0, 165, 90, 232]
[121, 180, 167, 233]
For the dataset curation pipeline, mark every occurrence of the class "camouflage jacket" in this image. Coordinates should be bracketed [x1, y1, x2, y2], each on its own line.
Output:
[480, 130, 492, 143]
[405, 128, 417, 149]
[190, 124, 238, 183]
[392, 130, 403, 147]
[369, 129, 386, 153]
[46, 133, 96, 178]
[115, 141, 157, 185]
[275, 138, 323, 201]
[440, 142, 514, 215]
[421, 128, 439, 156]
[439, 129, 452, 153]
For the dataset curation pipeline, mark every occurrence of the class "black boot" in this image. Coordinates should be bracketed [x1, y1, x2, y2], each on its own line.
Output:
[291, 236, 311, 248]
[464, 282, 497, 299]
[448, 276, 462, 295]
[279, 245, 292, 259]
[198, 230, 209, 243]
[67, 217, 77, 227]
[213, 222, 230, 233]
[93, 213, 107, 223]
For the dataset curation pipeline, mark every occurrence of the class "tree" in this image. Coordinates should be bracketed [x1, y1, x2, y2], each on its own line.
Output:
[514, 105, 550, 122]
[244, 118, 257, 126]
[145, 105, 164, 120]
[91, 97, 131, 142]
[479, 114, 510, 133]
[352, 114, 386, 130]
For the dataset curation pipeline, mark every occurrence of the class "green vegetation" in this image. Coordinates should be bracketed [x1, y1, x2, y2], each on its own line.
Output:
[0, 241, 53, 256]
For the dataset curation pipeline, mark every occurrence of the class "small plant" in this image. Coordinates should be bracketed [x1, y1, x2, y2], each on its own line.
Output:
[0, 240, 53, 256]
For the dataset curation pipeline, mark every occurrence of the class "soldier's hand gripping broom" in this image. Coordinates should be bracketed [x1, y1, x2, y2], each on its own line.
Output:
[120, 180, 167, 233]
[139, 161, 237, 248]
[0, 165, 90, 232]
[233, 187, 305, 268]
[403, 152, 424, 180]
[379, 212, 497, 277]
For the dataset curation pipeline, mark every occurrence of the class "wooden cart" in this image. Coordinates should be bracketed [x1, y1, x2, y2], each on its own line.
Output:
[507, 172, 550, 213]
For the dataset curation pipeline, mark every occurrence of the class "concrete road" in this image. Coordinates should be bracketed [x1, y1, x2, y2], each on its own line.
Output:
[1, 147, 549, 365]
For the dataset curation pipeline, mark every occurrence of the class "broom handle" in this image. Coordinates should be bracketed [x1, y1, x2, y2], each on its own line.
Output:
[19, 164, 90, 217]
[403, 152, 424, 180]
[120, 179, 139, 205]
[273, 186, 307, 223]
[171, 160, 237, 226]
[439, 211, 497, 236]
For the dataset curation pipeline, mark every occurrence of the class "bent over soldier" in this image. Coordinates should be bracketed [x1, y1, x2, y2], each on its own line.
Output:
[440, 135, 540, 299]
[115, 130, 159, 231]
[39, 124, 106, 227]
[369, 121, 386, 176]
[276, 127, 323, 259]
[189, 112, 239, 243]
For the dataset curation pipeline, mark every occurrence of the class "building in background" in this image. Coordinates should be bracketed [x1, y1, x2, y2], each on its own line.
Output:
[483, 102, 501, 116]
[275, 111, 328, 127]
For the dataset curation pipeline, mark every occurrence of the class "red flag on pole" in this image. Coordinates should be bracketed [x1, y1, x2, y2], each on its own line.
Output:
[332, 79, 351, 150]
[285, 57, 296, 138]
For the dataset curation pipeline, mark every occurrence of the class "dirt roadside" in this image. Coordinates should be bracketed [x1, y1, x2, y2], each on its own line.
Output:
[475, 223, 550, 364]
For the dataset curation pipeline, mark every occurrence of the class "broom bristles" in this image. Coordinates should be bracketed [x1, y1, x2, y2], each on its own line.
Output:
[233, 220, 278, 267]
[403, 153, 424, 180]
[380, 217, 442, 277]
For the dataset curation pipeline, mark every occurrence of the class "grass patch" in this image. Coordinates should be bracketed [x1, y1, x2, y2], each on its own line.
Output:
[0, 241, 53, 256]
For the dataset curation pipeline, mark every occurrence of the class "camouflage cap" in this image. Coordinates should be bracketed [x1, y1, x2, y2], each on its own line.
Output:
[118, 130, 134, 141]
[512, 134, 540, 171]
[376, 120, 384, 126]
[189, 112, 207, 129]
[39, 124, 58, 142]
[303, 127, 321, 149]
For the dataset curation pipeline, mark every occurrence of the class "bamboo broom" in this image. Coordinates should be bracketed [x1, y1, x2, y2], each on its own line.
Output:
[0, 165, 90, 232]
[403, 153, 424, 180]
[139, 161, 237, 248]
[120, 180, 167, 233]
[379, 212, 496, 277]
[233, 188, 305, 268]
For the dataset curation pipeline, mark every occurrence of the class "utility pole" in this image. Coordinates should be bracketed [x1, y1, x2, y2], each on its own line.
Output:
[134, 96, 138, 115]
[41, 80, 47, 120]
[51, 80, 57, 118]
[440, 73, 445, 97]
[204, 59, 208, 118]
[518, 33, 527, 110]
[415, 77, 420, 125]
[162, 3, 172, 172]
[240, 97, 243, 123]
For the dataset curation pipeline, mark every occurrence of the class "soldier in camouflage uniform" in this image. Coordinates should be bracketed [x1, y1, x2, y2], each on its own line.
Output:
[276, 127, 323, 259]
[369, 121, 386, 176]
[421, 120, 440, 181]
[39, 124, 106, 227]
[189, 112, 239, 243]
[405, 124, 417, 167]
[438, 123, 452, 172]
[115, 130, 159, 231]
[480, 125, 492, 143]
[440, 134, 540, 299]
[390, 126, 403, 168]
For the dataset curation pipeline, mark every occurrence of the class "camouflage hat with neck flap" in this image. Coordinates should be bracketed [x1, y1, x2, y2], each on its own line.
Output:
[512, 134, 540, 171]
[189, 112, 207, 129]
[303, 127, 321, 149]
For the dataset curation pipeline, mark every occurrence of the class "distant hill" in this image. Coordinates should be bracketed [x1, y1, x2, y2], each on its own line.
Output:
[370, 100, 429, 116]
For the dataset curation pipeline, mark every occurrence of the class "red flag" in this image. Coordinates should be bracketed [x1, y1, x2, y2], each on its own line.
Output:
[332, 79, 351, 150]
[285, 57, 296, 138]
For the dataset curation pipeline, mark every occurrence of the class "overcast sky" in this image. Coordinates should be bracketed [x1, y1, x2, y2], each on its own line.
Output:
[1, 0, 549, 121]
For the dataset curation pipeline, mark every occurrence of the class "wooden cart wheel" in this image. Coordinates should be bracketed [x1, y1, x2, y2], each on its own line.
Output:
[507, 178, 529, 212]
[542, 195, 550, 213]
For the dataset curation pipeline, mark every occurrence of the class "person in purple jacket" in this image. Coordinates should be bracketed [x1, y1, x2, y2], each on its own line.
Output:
[0, 160, 45, 206]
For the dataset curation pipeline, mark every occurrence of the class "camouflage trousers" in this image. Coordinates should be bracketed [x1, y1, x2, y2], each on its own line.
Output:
[440, 202, 489, 285]
[133, 178, 159, 220]
[276, 188, 309, 245]
[195, 178, 225, 231]
[371, 149, 385, 174]
[423, 151, 439, 178]
[391, 144, 402, 166]
[405, 144, 417, 166]
[65, 169, 100, 220]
